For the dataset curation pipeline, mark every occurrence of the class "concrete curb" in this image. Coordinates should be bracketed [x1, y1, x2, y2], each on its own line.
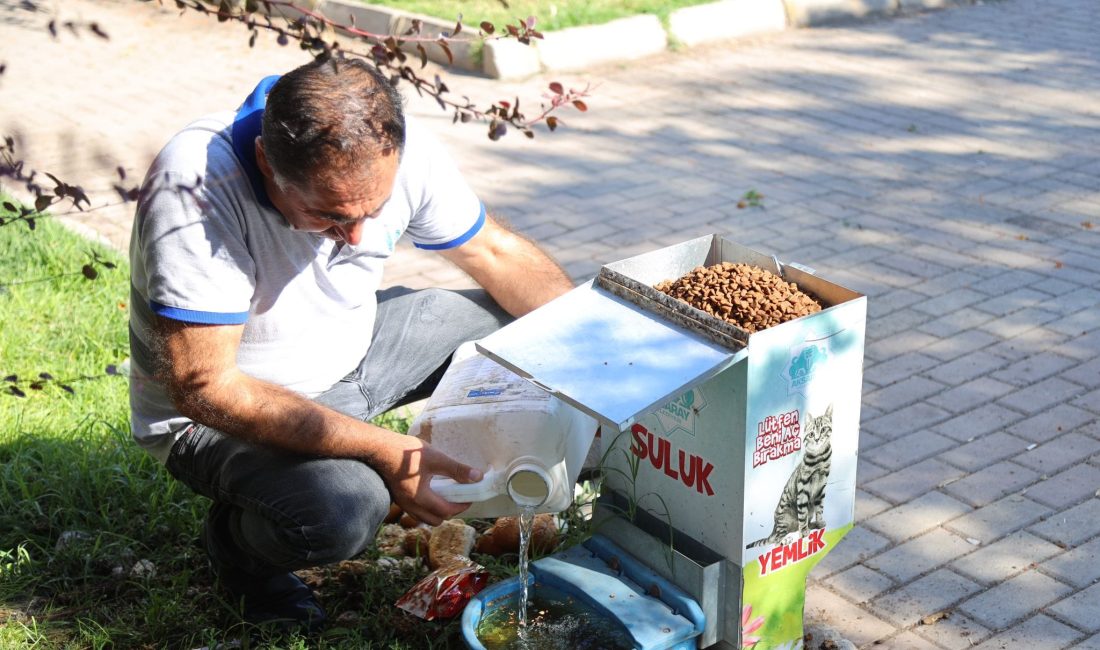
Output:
[536, 15, 667, 73]
[669, 0, 788, 48]
[316, 0, 481, 72]
[310, 0, 972, 79]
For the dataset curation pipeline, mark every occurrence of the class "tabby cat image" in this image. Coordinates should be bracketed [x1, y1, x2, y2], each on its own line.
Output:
[747, 404, 833, 549]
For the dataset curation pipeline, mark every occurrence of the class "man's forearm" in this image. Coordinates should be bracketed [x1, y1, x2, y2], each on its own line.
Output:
[172, 368, 406, 469]
[444, 216, 573, 316]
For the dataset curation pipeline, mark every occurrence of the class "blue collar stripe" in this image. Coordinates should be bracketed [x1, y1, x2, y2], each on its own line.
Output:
[414, 203, 487, 250]
[231, 75, 282, 209]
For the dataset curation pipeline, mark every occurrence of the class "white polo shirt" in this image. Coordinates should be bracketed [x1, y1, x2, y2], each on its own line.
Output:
[128, 76, 484, 462]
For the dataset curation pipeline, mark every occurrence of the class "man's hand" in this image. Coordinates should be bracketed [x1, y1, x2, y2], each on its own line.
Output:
[375, 434, 483, 526]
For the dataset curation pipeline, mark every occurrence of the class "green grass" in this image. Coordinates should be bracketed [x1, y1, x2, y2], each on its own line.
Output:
[0, 203, 595, 649]
[368, 0, 717, 33]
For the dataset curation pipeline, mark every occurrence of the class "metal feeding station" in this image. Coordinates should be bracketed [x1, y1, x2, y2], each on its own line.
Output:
[470, 234, 867, 650]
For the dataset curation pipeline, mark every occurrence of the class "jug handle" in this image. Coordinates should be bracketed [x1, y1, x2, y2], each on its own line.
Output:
[430, 467, 499, 504]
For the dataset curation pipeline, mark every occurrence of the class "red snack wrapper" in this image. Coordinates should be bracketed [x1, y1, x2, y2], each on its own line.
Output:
[395, 559, 490, 621]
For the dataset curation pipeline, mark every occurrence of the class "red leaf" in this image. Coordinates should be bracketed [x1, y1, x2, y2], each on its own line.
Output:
[480, 21, 495, 34]
[436, 40, 453, 65]
[572, 100, 588, 112]
[549, 82, 563, 95]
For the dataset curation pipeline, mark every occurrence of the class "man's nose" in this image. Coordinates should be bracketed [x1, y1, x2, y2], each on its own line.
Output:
[336, 220, 364, 246]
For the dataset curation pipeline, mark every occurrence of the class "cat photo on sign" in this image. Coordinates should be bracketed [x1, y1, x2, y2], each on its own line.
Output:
[747, 404, 833, 549]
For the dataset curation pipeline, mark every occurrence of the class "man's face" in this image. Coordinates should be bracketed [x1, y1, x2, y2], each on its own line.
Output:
[256, 139, 399, 247]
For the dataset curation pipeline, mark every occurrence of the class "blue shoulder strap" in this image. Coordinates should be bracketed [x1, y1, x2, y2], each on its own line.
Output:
[230, 75, 281, 209]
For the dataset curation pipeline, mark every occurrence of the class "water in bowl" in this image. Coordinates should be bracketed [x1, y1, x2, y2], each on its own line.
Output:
[476, 582, 636, 650]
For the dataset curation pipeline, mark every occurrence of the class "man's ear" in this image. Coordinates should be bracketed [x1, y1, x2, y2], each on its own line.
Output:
[254, 137, 274, 181]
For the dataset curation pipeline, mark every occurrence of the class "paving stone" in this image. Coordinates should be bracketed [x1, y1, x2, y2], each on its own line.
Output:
[865, 287, 924, 319]
[985, 327, 1073, 363]
[934, 403, 1027, 442]
[911, 287, 989, 317]
[863, 491, 972, 545]
[1048, 308, 1100, 338]
[1070, 634, 1100, 650]
[857, 456, 890, 483]
[919, 308, 999, 338]
[862, 430, 956, 470]
[1016, 433, 1100, 474]
[1029, 497, 1100, 547]
[1024, 463, 1100, 509]
[1055, 331, 1100, 362]
[914, 612, 993, 650]
[1007, 404, 1097, 443]
[1038, 286, 1100, 315]
[864, 374, 947, 412]
[810, 524, 892, 578]
[862, 402, 953, 440]
[865, 330, 940, 363]
[887, 631, 942, 649]
[997, 377, 1088, 416]
[872, 569, 982, 627]
[866, 352, 941, 386]
[804, 584, 896, 647]
[921, 329, 1000, 361]
[973, 287, 1052, 317]
[945, 495, 1052, 543]
[958, 569, 1074, 630]
[824, 564, 896, 604]
[864, 527, 976, 583]
[1062, 356, 1100, 389]
[941, 432, 1031, 472]
[855, 489, 893, 522]
[942, 461, 1039, 508]
[927, 376, 1017, 413]
[1048, 583, 1100, 633]
[979, 307, 1063, 340]
[992, 353, 1079, 387]
[951, 530, 1064, 586]
[923, 350, 1008, 386]
[866, 458, 966, 504]
[1070, 387, 1100, 416]
[1042, 535, 1100, 589]
[972, 614, 1084, 650]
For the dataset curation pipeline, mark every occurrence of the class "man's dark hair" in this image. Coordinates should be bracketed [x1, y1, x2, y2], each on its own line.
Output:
[262, 57, 405, 189]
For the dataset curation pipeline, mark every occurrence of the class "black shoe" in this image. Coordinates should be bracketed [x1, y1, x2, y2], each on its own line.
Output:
[201, 505, 327, 635]
[217, 567, 328, 636]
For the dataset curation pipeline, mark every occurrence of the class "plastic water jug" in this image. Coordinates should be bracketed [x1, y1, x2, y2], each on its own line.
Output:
[410, 342, 597, 518]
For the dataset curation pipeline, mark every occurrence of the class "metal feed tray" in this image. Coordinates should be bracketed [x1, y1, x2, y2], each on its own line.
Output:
[595, 234, 858, 352]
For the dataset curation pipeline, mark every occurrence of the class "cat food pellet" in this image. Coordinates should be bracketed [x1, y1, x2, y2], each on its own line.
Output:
[655, 262, 822, 333]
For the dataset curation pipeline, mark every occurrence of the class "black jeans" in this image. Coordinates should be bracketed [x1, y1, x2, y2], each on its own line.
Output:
[165, 287, 509, 577]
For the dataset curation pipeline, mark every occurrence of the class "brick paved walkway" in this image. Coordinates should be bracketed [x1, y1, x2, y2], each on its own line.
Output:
[3, 0, 1099, 647]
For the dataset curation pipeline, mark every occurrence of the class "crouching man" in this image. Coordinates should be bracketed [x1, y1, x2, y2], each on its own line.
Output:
[128, 56, 571, 633]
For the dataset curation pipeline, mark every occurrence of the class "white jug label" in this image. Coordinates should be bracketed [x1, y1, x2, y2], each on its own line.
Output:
[437, 353, 550, 408]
